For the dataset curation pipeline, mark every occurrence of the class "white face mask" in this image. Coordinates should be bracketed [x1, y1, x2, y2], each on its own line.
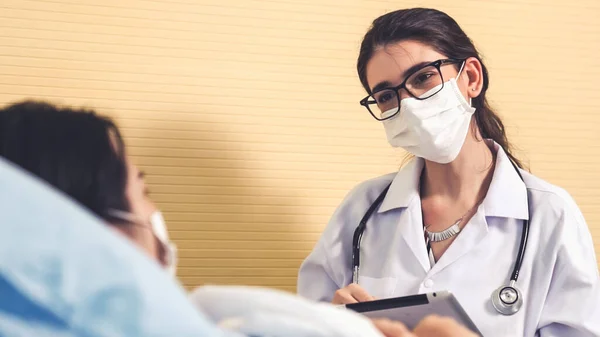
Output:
[108, 209, 178, 277]
[150, 211, 178, 277]
[381, 65, 475, 164]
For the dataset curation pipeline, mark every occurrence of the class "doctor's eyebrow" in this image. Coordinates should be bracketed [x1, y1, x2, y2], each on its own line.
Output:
[402, 61, 433, 79]
[369, 61, 435, 93]
[371, 81, 394, 93]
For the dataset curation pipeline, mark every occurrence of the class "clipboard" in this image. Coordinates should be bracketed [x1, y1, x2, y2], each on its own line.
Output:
[345, 291, 482, 336]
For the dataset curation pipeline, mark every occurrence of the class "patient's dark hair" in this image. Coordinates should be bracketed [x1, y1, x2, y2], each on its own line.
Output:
[0, 100, 130, 222]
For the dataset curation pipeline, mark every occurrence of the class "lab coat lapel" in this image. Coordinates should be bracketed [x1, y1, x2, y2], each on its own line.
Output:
[427, 204, 489, 276]
[380, 158, 430, 273]
[398, 198, 431, 273]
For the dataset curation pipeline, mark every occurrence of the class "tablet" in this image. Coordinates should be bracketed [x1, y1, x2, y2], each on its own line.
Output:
[345, 291, 482, 336]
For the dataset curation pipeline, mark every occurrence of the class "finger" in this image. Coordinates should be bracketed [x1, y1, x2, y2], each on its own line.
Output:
[372, 319, 415, 337]
[414, 315, 477, 337]
[348, 283, 376, 302]
[332, 289, 358, 305]
[352, 290, 375, 302]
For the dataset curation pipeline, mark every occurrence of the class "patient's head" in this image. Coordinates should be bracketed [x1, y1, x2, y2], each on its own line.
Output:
[0, 100, 175, 271]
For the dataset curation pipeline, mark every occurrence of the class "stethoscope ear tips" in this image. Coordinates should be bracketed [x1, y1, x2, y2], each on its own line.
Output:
[491, 285, 523, 315]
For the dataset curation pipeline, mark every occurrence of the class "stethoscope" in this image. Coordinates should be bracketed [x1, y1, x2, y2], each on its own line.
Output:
[351, 159, 530, 316]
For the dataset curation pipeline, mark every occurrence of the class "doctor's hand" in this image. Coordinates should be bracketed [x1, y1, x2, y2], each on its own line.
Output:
[331, 283, 375, 304]
[371, 316, 478, 337]
[413, 315, 478, 337]
[371, 318, 416, 337]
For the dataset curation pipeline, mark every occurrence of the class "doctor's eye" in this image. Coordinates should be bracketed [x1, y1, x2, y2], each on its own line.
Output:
[413, 72, 435, 85]
[373, 90, 397, 105]
[407, 65, 442, 92]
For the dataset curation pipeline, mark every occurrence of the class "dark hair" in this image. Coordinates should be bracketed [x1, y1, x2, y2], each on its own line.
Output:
[357, 8, 525, 169]
[0, 100, 131, 222]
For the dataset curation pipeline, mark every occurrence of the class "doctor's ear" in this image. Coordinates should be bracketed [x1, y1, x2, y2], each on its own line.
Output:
[462, 57, 483, 98]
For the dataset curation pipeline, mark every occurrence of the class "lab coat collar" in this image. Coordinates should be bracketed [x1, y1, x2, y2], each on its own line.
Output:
[378, 158, 423, 213]
[377, 141, 529, 221]
[482, 141, 529, 220]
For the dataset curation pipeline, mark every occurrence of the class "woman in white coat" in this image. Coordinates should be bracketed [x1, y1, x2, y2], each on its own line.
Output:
[297, 8, 600, 337]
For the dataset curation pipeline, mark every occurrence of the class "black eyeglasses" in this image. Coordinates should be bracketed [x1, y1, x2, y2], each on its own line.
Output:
[359, 58, 465, 121]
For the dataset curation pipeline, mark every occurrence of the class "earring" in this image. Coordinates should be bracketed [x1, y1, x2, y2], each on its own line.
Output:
[472, 88, 476, 91]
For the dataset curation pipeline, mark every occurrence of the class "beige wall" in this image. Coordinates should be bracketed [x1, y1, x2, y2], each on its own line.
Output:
[1, 0, 598, 293]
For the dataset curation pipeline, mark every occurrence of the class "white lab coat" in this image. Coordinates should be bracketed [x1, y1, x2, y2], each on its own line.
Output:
[298, 142, 600, 337]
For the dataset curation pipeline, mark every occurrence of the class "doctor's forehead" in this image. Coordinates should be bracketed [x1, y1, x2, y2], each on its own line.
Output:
[365, 40, 447, 91]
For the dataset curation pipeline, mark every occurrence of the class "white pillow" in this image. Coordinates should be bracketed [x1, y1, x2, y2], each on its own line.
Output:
[190, 285, 384, 337]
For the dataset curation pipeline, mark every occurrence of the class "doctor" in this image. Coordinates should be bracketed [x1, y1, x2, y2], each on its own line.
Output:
[297, 8, 600, 337]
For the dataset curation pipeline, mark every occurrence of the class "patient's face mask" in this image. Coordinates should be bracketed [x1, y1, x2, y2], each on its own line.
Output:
[149, 211, 178, 277]
[108, 209, 178, 277]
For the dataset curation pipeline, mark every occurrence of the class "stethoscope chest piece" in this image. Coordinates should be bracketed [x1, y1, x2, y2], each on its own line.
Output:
[491, 282, 523, 316]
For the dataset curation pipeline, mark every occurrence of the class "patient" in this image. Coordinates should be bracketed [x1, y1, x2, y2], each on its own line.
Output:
[0, 99, 476, 337]
[0, 154, 223, 336]
[0, 100, 176, 274]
